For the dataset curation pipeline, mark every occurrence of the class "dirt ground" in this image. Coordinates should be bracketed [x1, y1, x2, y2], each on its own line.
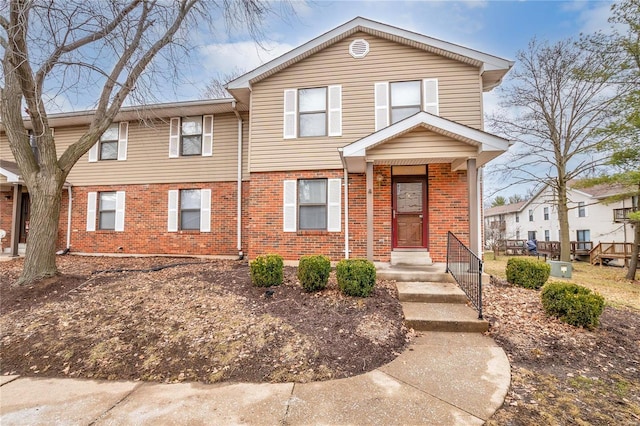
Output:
[0, 256, 408, 384]
[484, 275, 640, 425]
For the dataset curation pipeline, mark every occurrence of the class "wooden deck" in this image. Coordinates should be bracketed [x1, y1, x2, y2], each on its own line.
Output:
[590, 242, 640, 266]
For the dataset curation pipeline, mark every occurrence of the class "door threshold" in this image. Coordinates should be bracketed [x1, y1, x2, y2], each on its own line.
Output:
[392, 248, 429, 252]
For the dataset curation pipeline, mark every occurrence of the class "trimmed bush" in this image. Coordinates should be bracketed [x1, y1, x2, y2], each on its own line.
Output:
[506, 258, 550, 289]
[336, 259, 376, 297]
[541, 282, 605, 329]
[250, 254, 284, 287]
[298, 255, 331, 292]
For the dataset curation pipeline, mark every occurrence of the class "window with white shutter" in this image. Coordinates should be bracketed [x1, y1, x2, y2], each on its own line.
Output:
[89, 122, 129, 162]
[168, 189, 211, 232]
[200, 189, 211, 232]
[167, 190, 179, 231]
[86, 192, 97, 231]
[114, 191, 126, 231]
[283, 180, 297, 232]
[375, 78, 440, 129]
[117, 122, 128, 161]
[283, 179, 341, 232]
[169, 116, 211, 157]
[283, 86, 342, 138]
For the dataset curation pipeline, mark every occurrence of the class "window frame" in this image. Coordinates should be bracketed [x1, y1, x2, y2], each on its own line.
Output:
[298, 178, 328, 230]
[98, 191, 117, 230]
[528, 231, 536, 241]
[576, 229, 590, 242]
[179, 189, 202, 230]
[389, 80, 422, 124]
[544, 230, 550, 241]
[99, 124, 119, 161]
[180, 116, 204, 157]
[515, 214, 519, 223]
[578, 202, 586, 218]
[528, 209, 534, 222]
[297, 87, 328, 138]
[543, 207, 549, 221]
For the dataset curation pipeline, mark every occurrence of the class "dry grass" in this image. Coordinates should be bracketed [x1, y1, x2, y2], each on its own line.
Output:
[484, 253, 640, 311]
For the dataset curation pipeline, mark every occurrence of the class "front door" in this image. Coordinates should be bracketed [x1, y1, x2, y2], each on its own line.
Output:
[392, 177, 428, 248]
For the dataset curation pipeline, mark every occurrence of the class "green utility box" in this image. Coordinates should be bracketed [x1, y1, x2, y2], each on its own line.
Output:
[548, 260, 572, 278]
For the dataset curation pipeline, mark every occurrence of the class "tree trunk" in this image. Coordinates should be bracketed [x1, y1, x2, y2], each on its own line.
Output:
[557, 184, 571, 262]
[15, 177, 63, 286]
[626, 222, 639, 281]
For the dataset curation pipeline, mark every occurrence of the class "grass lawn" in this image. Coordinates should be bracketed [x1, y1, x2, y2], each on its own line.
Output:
[483, 253, 640, 311]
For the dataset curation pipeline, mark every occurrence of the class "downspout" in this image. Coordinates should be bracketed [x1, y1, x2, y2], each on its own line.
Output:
[66, 184, 72, 250]
[232, 101, 244, 259]
[338, 148, 349, 259]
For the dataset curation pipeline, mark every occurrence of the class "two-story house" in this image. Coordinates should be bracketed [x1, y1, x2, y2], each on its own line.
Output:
[1, 17, 513, 263]
[484, 183, 638, 248]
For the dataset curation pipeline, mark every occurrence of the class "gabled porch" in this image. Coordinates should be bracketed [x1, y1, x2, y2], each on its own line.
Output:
[339, 112, 510, 264]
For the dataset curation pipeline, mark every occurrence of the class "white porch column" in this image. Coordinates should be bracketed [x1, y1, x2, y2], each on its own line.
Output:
[467, 158, 480, 256]
[366, 161, 374, 261]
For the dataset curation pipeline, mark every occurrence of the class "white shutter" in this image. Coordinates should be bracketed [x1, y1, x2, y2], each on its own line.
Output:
[115, 191, 126, 232]
[283, 180, 297, 232]
[423, 78, 439, 115]
[202, 115, 213, 157]
[117, 122, 128, 161]
[86, 192, 97, 231]
[283, 89, 297, 139]
[88, 143, 99, 162]
[328, 85, 342, 137]
[327, 178, 341, 232]
[200, 189, 211, 232]
[374, 82, 389, 131]
[169, 118, 180, 158]
[168, 190, 179, 232]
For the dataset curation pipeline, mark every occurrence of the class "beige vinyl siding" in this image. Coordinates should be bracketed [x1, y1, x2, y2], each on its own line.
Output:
[0, 112, 248, 186]
[249, 32, 482, 172]
[367, 127, 477, 161]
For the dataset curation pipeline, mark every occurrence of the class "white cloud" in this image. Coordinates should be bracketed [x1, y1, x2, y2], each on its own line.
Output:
[577, 2, 615, 34]
[198, 40, 296, 76]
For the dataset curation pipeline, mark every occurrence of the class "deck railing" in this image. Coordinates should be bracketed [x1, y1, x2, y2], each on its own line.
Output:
[446, 231, 483, 319]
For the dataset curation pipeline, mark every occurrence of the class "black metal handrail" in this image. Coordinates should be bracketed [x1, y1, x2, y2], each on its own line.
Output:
[446, 231, 483, 319]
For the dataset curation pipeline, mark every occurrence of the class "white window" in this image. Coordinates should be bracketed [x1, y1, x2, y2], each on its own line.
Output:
[88, 122, 128, 162]
[374, 78, 439, 131]
[528, 209, 534, 222]
[283, 179, 341, 232]
[543, 207, 549, 220]
[515, 214, 520, 223]
[167, 189, 211, 232]
[169, 116, 213, 158]
[577, 202, 587, 218]
[86, 191, 125, 231]
[283, 86, 341, 139]
[544, 230, 550, 241]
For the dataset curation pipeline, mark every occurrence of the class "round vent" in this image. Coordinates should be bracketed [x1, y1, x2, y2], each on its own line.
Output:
[349, 39, 369, 58]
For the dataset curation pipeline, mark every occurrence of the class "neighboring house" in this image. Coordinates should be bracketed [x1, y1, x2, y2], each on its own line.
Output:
[1, 17, 513, 263]
[484, 183, 639, 247]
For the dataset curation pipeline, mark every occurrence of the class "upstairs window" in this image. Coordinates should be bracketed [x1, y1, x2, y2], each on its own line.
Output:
[375, 78, 438, 131]
[283, 86, 341, 139]
[515, 214, 520, 223]
[88, 122, 128, 162]
[169, 116, 213, 158]
[577, 201, 586, 217]
[543, 207, 549, 220]
[528, 209, 534, 221]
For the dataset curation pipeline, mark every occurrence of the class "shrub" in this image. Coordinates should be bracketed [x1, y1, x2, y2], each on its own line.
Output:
[250, 254, 284, 287]
[541, 282, 605, 329]
[298, 255, 331, 292]
[505, 258, 550, 289]
[336, 259, 376, 297]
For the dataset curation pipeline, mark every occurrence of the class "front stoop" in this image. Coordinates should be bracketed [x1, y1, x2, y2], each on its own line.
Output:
[401, 301, 489, 333]
[376, 262, 454, 282]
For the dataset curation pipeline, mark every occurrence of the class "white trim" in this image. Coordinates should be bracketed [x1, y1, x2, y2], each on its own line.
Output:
[328, 85, 342, 137]
[200, 189, 211, 232]
[202, 115, 213, 156]
[422, 78, 439, 116]
[283, 89, 297, 139]
[86, 192, 97, 231]
[117, 122, 128, 161]
[0, 166, 20, 182]
[169, 118, 180, 158]
[88, 143, 99, 162]
[226, 17, 513, 91]
[114, 191, 125, 232]
[327, 178, 341, 232]
[374, 82, 389, 131]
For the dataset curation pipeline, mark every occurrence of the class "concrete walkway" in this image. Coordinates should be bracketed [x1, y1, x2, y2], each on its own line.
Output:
[0, 331, 510, 426]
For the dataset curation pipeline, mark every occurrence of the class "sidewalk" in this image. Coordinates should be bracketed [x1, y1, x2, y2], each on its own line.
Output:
[0, 331, 510, 425]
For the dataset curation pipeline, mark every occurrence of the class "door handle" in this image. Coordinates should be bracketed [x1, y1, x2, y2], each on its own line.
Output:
[419, 214, 423, 219]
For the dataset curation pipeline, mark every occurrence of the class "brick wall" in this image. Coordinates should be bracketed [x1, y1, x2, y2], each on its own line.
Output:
[68, 182, 248, 256]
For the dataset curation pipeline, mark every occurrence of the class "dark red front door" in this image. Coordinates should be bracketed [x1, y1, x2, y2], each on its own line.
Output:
[392, 177, 428, 248]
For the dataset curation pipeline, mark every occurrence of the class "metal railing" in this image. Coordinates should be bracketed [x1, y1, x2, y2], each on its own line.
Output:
[446, 231, 483, 319]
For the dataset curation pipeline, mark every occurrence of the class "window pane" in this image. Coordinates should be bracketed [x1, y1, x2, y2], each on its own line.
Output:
[181, 211, 200, 230]
[182, 135, 202, 155]
[182, 116, 203, 135]
[391, 106, 420, 123]
[299, 205, 327, 229]
[396, 182, 422, 213]
[100, 192, 117, 211]
[299, 179, 327, 204]
[390, 81, 420, 107]
[181, 189, 201, 209]
[99, 211, 115, 230]
[299, 113, 326, 137]
[101, 125, 119, 142]
[299, 88, 326, 112]
[100, 141, 118, 160]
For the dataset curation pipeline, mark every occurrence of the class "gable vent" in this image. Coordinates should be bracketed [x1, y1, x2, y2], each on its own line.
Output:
[349, 39, 369, 58]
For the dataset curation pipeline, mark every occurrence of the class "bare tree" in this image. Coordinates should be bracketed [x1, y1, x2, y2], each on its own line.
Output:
[204, 68, 246, 98]
[0, 0, 280, 285]
[488, 38, 617, 261]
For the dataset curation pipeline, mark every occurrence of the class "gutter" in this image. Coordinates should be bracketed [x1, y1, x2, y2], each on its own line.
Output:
[338, 148, 349, 259]
[232, 101, 244, 259]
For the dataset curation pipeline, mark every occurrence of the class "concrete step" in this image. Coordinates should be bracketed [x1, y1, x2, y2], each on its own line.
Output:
[397, 281, 468, 304]
[391, 250, 432, 266]
[402, 302, 488, 333]
[376, 263, 453, 283]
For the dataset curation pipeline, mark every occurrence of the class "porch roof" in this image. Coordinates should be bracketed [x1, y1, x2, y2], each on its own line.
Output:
[339, 112, 511, 173]
[0, 160, 71, 188]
